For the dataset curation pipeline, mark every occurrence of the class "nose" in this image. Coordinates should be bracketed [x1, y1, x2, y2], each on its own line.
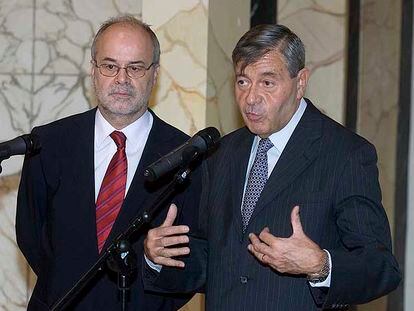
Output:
[246, 85, 260, 105]
[115, 67, 130, 84]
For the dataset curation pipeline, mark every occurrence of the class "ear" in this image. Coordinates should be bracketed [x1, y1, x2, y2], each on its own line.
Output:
[90, 61, 96, 79]
[153, 64, 160, 84]
[296, 67, 310, 99]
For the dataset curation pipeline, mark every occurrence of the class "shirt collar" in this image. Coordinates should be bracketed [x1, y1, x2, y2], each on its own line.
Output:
[95, 108, 153, 152]
[264, 97, 307, 153]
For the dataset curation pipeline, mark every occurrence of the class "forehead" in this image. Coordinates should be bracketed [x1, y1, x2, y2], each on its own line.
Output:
[95, 23, 153, 61]
[235, 51, 289, 77]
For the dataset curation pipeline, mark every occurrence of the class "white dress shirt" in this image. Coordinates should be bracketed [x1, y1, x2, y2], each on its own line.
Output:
[242, 98, 307, 192]
[94, 108, 153, 200]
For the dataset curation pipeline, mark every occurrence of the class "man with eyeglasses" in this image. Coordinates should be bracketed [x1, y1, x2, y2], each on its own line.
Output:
[16, 15, 201, 310]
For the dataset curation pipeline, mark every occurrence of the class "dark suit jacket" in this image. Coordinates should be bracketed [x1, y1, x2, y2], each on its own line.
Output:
[16, 108, 201, 310]
[144, 99, 401, 310]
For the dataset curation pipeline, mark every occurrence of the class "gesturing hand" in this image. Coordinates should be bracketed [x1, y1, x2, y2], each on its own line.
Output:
[144, 204, 190, 268]
[247, 206, 326, 275]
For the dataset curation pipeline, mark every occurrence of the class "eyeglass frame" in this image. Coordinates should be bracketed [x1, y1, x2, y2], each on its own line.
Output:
[91, 59, 158, 79]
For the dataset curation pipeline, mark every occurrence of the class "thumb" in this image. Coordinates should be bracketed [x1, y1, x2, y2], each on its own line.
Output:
[290, 205, 304, 235]
[161, 203, 178, 227]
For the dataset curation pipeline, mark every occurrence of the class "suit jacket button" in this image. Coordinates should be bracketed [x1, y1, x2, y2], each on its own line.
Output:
[240, 276, 248, 284]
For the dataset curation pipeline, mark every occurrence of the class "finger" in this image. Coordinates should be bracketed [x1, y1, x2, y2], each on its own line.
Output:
[161, 234, 189, 247]
[249, 233, 274, 254]
[153, 225, 190, 239]
[154, 257, 186, 268]
[159, 246, 190, 258]
[247, 243, 264, 260]
[258, 228, 278, 246]
[161, 204, 178, 227]
[290, 205, 303, 235]
[248, 233, 261, 245]
[251, 239, 273, 257]
[248, 243, 273, 266]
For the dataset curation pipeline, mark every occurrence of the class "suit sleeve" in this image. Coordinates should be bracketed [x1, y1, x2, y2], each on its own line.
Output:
[16, 129, 47, 276]
[143, 159, 209, 295]
[310, 142, 401, 307]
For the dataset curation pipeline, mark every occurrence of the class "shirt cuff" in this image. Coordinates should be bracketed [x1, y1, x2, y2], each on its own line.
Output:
[308, 249, 332, 287]
[144, 254, 162, 273]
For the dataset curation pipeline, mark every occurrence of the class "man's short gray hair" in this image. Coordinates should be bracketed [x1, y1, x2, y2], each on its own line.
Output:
[232, 24, 305, 78]
[91, 14, 160, 64]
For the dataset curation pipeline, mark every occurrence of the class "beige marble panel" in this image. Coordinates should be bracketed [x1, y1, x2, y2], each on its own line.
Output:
[206, 0, 249, 134]
[143, 0, 249, 136]
[358, 0, 401, 231]
[0, 175, 33, 311]
[356, 1, 401, 310]
[143, 0, 209, 135]
[278, 0, 347, 124]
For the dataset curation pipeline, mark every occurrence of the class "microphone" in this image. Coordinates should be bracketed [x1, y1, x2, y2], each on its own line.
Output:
[144, 127, 220, 182]
[0, 134, 41, 160]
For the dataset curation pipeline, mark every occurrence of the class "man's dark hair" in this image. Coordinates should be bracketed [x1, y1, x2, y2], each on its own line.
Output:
[232, 24, 305, 78]
[91, 14, 160, 64]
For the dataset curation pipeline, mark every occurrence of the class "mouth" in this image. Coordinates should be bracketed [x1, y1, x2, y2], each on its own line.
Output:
[110, 92, 132, 97]
[245, 112, 263, 122]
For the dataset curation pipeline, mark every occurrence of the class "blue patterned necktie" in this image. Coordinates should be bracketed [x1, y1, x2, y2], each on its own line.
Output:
[241, 138, 274, 232]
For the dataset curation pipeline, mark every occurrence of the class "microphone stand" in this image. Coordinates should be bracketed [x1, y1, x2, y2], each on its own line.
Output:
[50, 166, 193, 311]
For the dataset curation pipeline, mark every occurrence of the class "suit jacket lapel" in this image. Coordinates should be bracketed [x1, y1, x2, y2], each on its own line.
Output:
[247, 101, 323, 227]
[70, 108, 98, 254]
[230, 129, 255, 239]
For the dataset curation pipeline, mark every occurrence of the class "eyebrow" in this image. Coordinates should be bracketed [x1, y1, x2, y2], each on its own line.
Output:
[260, 71, 281, 79]
[100, 57, 147, 65]
[235, 71, 281, 79]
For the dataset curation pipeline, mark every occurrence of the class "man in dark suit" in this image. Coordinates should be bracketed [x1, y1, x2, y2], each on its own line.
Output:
[143, 24, 401, 310]
[16, 15, 200, 310]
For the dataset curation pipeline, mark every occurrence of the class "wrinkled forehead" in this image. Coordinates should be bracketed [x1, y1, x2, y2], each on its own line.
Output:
[95, 24, 154, 61]
[234, 51, 289, 76]
[97, 23, 152, 50]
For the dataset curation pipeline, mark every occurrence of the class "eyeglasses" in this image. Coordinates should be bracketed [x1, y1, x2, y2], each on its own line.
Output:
[92, 61, 157, 79]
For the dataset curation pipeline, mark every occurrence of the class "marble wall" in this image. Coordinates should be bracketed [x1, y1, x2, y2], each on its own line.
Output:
[357, 1, 402, 310]
[143, 0, 248, 136]
[278, 0, 347, 124]
[358, 0, 401, 236]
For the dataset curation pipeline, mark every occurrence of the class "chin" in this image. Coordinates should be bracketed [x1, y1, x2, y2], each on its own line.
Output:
[244, 120, 262, 134]
[246, 126, 262, 136]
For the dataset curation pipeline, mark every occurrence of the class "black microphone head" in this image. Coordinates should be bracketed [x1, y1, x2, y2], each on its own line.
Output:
[143, 127, 220, 182]
[193, 127, 221, 152]
[22, 134, 41, 155]
[0, 133, 41, 161]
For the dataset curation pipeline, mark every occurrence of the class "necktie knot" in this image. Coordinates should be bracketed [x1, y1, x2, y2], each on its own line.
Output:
[257, 138, 273, 154]
[110, 131, 126, 149]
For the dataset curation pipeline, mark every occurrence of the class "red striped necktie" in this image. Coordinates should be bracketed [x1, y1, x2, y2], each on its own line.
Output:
[96, 131, 127, 253]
